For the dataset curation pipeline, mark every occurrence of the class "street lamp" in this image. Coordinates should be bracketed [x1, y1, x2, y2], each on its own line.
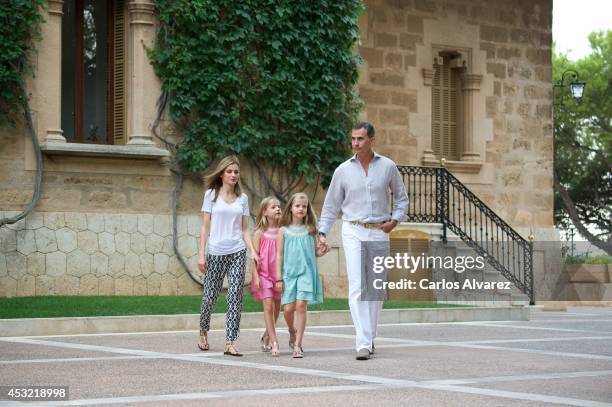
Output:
[554, 69, 586, 106]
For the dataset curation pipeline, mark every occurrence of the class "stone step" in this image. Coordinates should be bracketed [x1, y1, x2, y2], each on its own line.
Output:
[0, 307, 530, 337]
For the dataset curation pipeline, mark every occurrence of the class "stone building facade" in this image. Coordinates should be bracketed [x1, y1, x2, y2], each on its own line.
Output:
[0, 0, 554, 298]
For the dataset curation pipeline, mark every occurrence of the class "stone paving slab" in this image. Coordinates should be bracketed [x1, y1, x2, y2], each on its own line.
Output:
[39, 330, 354, 355]
[154, 388, 554, 407]
[0, 307, 610, 406]
[309, 322, 596, 342]
[0, 342, 119, 362]
[0, 358, 355, 400]
[487, 338, 612, 356]
[506, 320, 612, 332]
[240, 344, 612, 382]
[472, 377, 612, 404]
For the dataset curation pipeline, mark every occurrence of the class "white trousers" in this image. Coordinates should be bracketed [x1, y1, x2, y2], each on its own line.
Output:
[341, 221, 389, 352]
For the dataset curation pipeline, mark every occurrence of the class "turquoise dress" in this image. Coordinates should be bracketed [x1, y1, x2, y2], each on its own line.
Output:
[280, 225, 323, 305]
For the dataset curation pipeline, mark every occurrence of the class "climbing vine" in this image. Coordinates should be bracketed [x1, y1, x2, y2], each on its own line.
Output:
[0, 1, 45, 228]
[149, 0, 363, 200]
[0, 0, 45, 127]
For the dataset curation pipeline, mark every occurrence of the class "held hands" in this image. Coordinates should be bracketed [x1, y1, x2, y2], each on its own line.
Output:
[274, 280, 284, 293]
[316, 242, 331, 257]
[315, 236, 331, 257]
[381, 220, 398, 234]
[250, 251, 260, 268]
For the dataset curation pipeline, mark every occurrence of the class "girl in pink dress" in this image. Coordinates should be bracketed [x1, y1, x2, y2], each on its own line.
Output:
[251, 196, 282, 356]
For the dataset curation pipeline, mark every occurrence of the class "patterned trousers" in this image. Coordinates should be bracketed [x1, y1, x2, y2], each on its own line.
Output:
[199, 249, 246, 341]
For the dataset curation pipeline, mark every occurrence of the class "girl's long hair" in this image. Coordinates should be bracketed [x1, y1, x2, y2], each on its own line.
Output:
[280, 192, 317, 235]
[254, 196, 281, 231]
[203, 155, 242, 202]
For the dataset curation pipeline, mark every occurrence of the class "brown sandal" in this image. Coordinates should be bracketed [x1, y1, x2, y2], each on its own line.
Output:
[224, 342, 243, 357]
[197, 332, 209, 351]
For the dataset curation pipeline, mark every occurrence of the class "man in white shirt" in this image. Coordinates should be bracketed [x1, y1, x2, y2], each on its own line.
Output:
[318, 122, 409, 360]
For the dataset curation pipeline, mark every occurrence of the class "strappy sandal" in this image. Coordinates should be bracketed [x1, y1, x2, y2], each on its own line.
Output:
[270, 341, 280, 357]
[288, 328, 297, 350]
[197, 332, 209, 351]
[260, 332, 272, 352]
[224, 341, 243, 357]
[292, 345, 303, 358]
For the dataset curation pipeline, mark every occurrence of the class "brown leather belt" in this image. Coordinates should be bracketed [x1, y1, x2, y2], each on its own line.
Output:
[349, 220, 386, 229]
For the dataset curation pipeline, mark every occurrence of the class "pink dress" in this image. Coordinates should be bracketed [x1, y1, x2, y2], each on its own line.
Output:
[251, 227, 281, 301]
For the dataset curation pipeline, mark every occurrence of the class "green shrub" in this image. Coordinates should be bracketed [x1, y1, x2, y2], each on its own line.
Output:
[149, 0, 364, 189]
[564, 255, 612, 264]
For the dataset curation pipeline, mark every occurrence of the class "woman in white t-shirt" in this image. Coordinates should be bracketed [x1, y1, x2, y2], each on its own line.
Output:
[197, 155, 258, 356]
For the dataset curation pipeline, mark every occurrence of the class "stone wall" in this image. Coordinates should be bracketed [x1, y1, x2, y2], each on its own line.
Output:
[0, 210, 350, 298]
[357, 0, 553, 228]
[0, 211, 202, 297]
[0, 123, 203, 215]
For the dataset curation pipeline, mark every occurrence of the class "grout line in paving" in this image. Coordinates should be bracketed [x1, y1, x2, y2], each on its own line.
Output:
[9, 316, 610, 341]
[4, 328, 612, 362]
[16, 384, 386, 406]
[425, 369, 612, 386]
[522, 319, 612, 323]
[532, 312, 612, 317]
[19, 381, 612, 407]
[461, 321, 612, 334]
[419, 384, 612, 407]
[0, 342, 472, 365]
[300, 331, 612, 361]
[5, 337, 612, 366]
[3, 336, 612, 407]
[462, 336, 612, 344]
[449, 343, 612, 361]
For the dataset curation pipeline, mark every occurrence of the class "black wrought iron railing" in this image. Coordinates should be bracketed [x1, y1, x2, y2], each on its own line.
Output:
[396, 165, 534, 304]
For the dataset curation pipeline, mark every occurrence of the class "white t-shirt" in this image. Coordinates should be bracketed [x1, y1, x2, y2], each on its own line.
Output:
[201, 189, 250, 255]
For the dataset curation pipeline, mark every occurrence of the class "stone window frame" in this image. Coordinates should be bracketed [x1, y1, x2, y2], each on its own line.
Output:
[29, 0, 168, 168]
[421, 45, 484, 174]
[61, 0, 124, 145]
[430, 51, 460, 160]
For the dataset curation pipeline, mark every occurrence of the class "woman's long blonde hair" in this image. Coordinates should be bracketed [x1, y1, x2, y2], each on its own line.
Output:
[203, 155, 242, 202]
[280, 192, 317, 235]
[255, 196, 281, 231]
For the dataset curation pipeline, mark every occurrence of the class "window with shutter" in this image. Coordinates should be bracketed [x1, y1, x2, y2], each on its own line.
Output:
[431, 56, 459, 160]
[61, 0, 125, 145]
[112, 0, 126, 145]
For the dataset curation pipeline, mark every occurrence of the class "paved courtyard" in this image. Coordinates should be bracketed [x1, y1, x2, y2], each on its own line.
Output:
[1, 307, 612, 406]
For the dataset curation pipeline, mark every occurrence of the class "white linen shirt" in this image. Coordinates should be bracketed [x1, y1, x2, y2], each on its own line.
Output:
[201, 189, 250, 255]
[318, 152, 409, 235]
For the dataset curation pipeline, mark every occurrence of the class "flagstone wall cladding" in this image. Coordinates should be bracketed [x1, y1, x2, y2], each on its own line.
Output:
[0, 211, 202, 297]
[0, 211, 348, 298]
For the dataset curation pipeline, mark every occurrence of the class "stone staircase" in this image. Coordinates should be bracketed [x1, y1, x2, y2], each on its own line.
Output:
[431, 238, 529, 306]
[390, 224, 529, 306]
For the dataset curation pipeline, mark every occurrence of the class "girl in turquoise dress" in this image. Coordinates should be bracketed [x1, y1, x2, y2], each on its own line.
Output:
[276, 192, 327, 358]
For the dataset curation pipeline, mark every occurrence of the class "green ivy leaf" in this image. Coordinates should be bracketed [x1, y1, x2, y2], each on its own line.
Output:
[149, 0, 362, 189]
